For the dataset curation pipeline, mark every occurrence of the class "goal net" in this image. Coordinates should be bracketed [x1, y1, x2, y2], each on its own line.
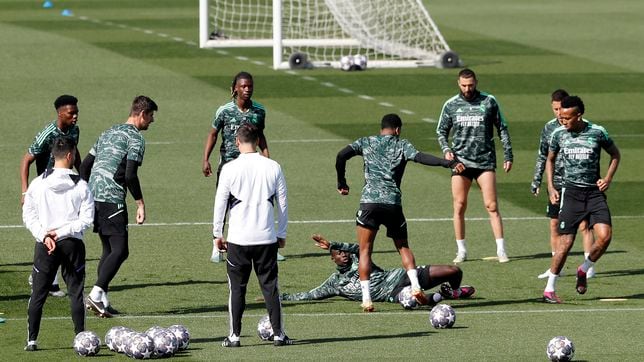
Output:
[199, 0, 458, 69]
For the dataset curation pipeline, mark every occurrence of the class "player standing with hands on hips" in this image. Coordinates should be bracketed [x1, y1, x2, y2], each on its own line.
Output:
[213, 124, 291, 347]
[336, 113, 464, 312]
[542, 95, 620, 304]
[81, 95, 158, 317]
[436, 68, 513, 263]
[23, 136, 94, 351]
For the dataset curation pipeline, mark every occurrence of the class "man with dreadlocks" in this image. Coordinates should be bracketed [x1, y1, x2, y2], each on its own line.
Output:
[201, 71, 282, 262]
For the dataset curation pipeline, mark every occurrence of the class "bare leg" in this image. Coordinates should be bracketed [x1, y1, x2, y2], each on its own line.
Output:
[476, 171, 504, 239]
[356, 226, 377, 311]
[550, 233, 575, 275]
[451, 175, 472, 240]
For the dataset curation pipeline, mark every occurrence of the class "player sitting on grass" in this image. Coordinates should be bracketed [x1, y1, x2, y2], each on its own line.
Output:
[279, 234, 475, 307]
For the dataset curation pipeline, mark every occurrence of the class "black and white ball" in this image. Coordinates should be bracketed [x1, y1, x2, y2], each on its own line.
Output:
[105, 326, 125, 352]
[145, 326, 165, 338]
[546, 336, 575, 362]
[73, 331, 101, 356]
[126, 332, 154, 359]
[354, 54, 367, 70]
[257, 314, 274, 341]
[113, 327, 135, 354]
[151, 329, 179, 358]
[397, 286, 418, 310]
[167, 324, 190, 350]
[429, 303, 456, 329]
[340, 55, 354, 71]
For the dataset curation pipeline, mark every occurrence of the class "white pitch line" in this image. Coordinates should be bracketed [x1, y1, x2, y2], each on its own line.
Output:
[1, 215, 641, 229]
[4, 307, 644, 322]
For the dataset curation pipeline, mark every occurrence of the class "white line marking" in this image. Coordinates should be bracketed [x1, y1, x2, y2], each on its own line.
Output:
[400, 109, 415, 115]
[338, 88, 354, 94]
[422, 117, 438, 123]
[358, 95, 374, 100]
[302, 76, 317, 81]
[379, 102, 393, 107]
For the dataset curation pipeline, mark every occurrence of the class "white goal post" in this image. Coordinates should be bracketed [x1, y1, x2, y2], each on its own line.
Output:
[199, 0, 460, 70]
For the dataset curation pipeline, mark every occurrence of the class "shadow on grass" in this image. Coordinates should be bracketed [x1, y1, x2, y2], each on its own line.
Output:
[0, 293, 31, 302]
[110, 279, 225, 292]
[508, 249, 626, 262]
[594, 268, 644, 280]
[453, 297, 547, 309]
[294, 330, 433, 345]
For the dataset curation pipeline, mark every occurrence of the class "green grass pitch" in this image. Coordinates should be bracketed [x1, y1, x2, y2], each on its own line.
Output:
[1, 0, 643, 360]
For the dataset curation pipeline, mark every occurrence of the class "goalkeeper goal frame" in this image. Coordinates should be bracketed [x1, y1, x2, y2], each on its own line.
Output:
[199, 0, 458, 70]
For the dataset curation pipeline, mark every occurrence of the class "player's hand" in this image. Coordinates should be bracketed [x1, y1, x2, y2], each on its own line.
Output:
[277, 237, 286, 248]
[43, 236, 56, 255]
[597, 178, 611, 192]
[548, 187, 560, 205]
[214, 237, 227, 252]
[452, 162, 465, 175]
[202, 160, 212, 177]
[503, 161, 513, 173]
[136, 204, 146, 224]
[46, 230, 58, 241]
[312, 234, 330, 249]
[337, 181, 349, 195]
[531, 184, 540, 196]
[444, 151, 454, 161]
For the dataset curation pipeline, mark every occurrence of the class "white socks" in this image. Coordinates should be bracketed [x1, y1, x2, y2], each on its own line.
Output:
[495, 238, 506, 256]
[52, 273, 60, 286]
[545, 272, 558, 292]
[580, 258, 595, 273]
[406, 269, 421, 291]
[89, 286, 105, 302]
[360, 280, 371, 304]
[456, 239, 467, 254]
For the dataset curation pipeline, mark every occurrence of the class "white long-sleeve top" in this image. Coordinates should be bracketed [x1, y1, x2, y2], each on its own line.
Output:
[213, 152, 287, 245]
[23, 168, 94, 243]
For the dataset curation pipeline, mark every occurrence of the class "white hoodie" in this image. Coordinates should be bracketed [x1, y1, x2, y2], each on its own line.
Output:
[23, 168, 94, 243]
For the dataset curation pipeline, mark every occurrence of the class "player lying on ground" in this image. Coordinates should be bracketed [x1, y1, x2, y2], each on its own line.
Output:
[279, 234, 475, 308]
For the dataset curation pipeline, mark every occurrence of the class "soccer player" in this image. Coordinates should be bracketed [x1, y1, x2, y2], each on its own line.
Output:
[531, 89, 595, 279]
[22, 136, 94, 351]
[80, 95, 157, 317]
[213, 124, 290, 347]
[202, 72, 284, 262]
[280, 234, 475, 306]
[436, 68, 513, 263]
[20, 94, 82, 297]
[542, 96, 620, 304]
[336, 113, 464, 312]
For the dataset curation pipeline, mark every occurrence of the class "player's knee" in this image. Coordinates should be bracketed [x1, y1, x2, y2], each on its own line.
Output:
[485, 201, 498, 214]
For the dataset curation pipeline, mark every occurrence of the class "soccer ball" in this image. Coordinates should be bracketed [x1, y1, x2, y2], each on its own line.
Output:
[145, 325, 165, 338]
[151, 329, 179, 358]
[354, 54, 367, 70]
[126, 332, 154, 359]
[340, 55, 354, 71]
[429, 304, 456, 329]
[397, 286, 418, 310]
[257, 314, 274, 341]
[113, 327, 135, 353]
[105, 326, 128, 352]
[167, 324, 190, 350]
[546, 336, 575, 361]
[73, 331, 101, 356]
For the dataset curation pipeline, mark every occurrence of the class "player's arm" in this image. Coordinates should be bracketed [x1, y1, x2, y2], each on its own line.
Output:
[125, 160, 145, 224]
[258, 132, 270, 158]
[275, 166, 288, 247]
[52, 182, 95, 239]
[281, 275, 339, 301]
[597, 143, 620, 192]
[20, 153, 36, 204]
[22, 183, 46, 242]
[545, 150, 559, 205]
[335, 145, 358, 195]
[436, 103, 454, 159]
[202, 127, 219, 177]
[414, 152, 464, 174]
[212, 168, 231, 240]
[531, 127, 549, 195]
[79, 152, 95, 181]
[493, 102, 513, 172]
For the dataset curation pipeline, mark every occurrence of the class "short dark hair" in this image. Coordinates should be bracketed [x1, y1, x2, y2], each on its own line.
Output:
[236, 123, 259, 144]
[231, 71, 253, 98]
[561, 95, 585, 115]
[54, 95, 78, 110]
[130, 95, 158, 116]
[551, 89, 569, 102]
[458, 68, 477, 80]
[381, 113, 402, 130]
[51, 136, 76, 160]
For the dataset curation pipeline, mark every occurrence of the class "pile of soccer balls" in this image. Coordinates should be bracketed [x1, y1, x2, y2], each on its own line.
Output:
[74, 324, 190, 358]
[339, 54, 368, 71]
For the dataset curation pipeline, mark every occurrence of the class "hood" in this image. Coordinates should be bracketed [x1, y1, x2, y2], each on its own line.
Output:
[42, 168, 80, 192]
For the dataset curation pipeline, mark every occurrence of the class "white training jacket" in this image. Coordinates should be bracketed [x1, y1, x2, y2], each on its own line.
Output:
[23, 168, 94, 243]
[213, 152, 288, 245]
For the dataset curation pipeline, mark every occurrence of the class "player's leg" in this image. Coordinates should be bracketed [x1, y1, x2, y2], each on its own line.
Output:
[579, 219, 596, 277]
[539, 198, 562, 279]
[58, 238, 86, 335]
[356, 225, 377, 311]
[451, 175, 472, 262]
[223, 243, 252, 347]
[576, 190, 612, 294]
[26, 243, 59, 350]
[89, 233, 128, 314]
[477, 171, 508, 262]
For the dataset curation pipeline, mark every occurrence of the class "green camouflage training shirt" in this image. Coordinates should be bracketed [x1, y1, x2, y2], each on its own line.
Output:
[549, 121, 614, 188]
[88, 124, 145, 203]
[532, 118, 565, 191]
[28, 121, 80, 174]
[211, 100, 266, 163]
[280, 241, 406, 303]
[350, 135, 419, 205]
[436, 91, 513, 169]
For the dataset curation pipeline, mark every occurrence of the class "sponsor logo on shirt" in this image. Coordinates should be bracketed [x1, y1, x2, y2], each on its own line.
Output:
[456, 115, 484, 127]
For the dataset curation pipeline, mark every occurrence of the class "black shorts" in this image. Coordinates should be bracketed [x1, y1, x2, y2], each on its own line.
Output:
[93, 201, 128, 236]
[546, 188, 561, 219]
[453, 167, 492, 180]
[356, 203, 408, 239]
[390, 265, 431, 301]
[558, 186, 611, 234]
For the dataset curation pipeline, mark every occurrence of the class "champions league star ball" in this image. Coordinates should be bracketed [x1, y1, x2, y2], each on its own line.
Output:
[257, 314, 274, 341]
[145, 326, 165, 339]
[354, 54, 367, 70]
[397, 286, 418, 310]
[126, 332, 155, 359]
[429, 304, 456, 329]
[151, 329, 179, 358]
[113, 327, 135, 354]
[340, 55, 354, 71]
[167, 324, 190, 350]
[73, 331, 101, 356]
[105, 326, 127, 352]
[546, 336, 575, 362]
